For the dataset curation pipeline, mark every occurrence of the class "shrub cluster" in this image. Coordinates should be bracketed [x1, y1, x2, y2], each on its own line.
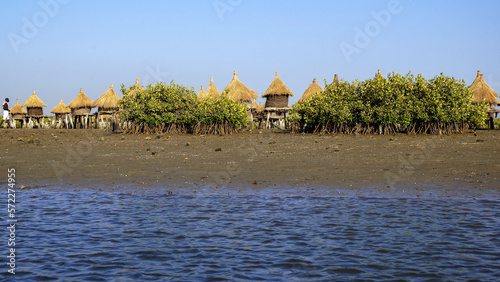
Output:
[118, 81, 248, 134]
[288, 72, 487, 134]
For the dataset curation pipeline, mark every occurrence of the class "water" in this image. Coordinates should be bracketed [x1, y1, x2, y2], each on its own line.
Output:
[5, 188, 500, 281]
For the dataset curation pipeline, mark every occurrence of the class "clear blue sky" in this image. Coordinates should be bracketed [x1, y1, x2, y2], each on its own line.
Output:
[1, 0, 499, 111]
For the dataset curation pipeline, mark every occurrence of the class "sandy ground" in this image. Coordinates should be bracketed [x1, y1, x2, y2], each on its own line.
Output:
[1, 128, 499, 197]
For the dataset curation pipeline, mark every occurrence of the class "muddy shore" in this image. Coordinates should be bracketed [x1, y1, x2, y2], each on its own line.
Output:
[1, 129, 499, 197]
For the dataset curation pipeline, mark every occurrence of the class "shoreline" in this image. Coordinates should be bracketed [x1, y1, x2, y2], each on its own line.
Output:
[2, 129, 499, 198]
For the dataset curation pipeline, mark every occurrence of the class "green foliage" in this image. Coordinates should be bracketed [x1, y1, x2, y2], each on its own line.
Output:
[288, 72, 488, 134]
[118, 81, 248, 134]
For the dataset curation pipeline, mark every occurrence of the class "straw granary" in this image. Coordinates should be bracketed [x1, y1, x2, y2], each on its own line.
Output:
[197, 85, 207, 100]
[50, 99, 71, 120]
[9, 99, 27, 120]
[470, 70, 499, 106]
[126, 78, 145, 96]
[67, 88, 94, 115]
[297, 78, 323, 104]
[251, 101, 265, 121]
[94, 84, 121, 113]
[262, 72, 293, 120]
[375, 69, 383, 79]
[225, 70, 258, 108]
[204, 77, 222, 99]
[22, 90, 47, 116]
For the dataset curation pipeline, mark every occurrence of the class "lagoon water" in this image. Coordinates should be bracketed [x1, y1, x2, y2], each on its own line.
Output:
[8, 187, 500, 281]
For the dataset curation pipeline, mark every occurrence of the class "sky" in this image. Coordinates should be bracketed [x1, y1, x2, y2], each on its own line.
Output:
[1, 0, 500, 111]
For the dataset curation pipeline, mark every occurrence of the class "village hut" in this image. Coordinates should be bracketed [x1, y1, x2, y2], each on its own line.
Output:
[50, 99, 72, 128]
[68, 88, 94, 115]
[204, 77, 222, 99]
[470, 70, 500, 129]
[50, 99, 71, 120]
[126, 78, 145, 97]
[94, 84, 121, 113]
[262, 72, 294, 120]
[197, 85, 207, 100]
[10, 99, 27, 120]
[297, 78, 323, 104]
[67, 88, 94, 128]
[251, 101, 265, 122]
[22, 90, 47, 117]
[470, 70, 499, 106]
[224, 70, 258, 109]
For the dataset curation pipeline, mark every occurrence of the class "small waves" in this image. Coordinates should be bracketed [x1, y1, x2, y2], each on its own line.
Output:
[8, 189, 500, 281]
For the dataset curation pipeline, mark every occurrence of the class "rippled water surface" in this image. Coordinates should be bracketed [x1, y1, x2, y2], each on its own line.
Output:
[7, 188, 500, 281]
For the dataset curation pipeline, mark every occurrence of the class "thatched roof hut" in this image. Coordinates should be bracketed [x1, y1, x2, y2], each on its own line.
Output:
[10, 99, 27, 119]
[51, 99, 71, 122]
[225, 70, 258, 106]
[51, 99, 71, 114]
[22, 90, 47, 116]
[68, 88, 94, 115]
[375, 69, 383, 79]
[197, 85, 207, 100]
[94, 84, 121, 112]
[127, 78, 145, 96]
[470, 70, 499, 105]
[262, 72, 294, 120]
[297, 78, 323, 104]
[204, 77, 221, 99]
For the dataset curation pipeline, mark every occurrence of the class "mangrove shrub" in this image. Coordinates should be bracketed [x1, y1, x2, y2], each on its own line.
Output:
[288, 72, 487, 134]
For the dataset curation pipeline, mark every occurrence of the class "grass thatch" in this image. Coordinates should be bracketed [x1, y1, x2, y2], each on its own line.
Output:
[470, 70, 499, 105]
[197, 85, 207, 100]
[94, 84, 120, 110]
[68, 88, 94, 109]
[22, 90, 47, 108]
[297, 78, 323, 104]
[375, 69, 383, 79]
[9, 99, 27, 115]
[127, 78, 145, 96]
[50, 99, 71, 114]
[262, 72, 293, 97]
[252, 101, 265, 111]
[225, 70, 258, 102]
[204, 77, 222, 99]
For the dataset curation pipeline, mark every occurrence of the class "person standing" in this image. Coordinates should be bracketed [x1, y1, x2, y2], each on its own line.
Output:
[1, 98, 10, 128]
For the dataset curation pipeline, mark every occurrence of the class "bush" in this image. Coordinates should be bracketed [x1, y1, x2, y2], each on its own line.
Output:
[288, 72, 487, 134]
[118, 81, 248, 134]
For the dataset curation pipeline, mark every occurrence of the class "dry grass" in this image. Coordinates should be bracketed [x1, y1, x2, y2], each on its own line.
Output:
[297, 78, 323, 104]
[50, 99, 71, 114]
[470, 70, 499, 105]
[225, 70, 258, 102]
[262, 72, 294, 97]
[94, 84, 121, 109]
[68, 88, 94, 109]
[9, 99, 27, 114]
[22, 90, 47, 108]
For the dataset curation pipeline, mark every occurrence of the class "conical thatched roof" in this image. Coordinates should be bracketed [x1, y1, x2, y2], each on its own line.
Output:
[470, 70, 499, 105]
[204, 77, 221, 99]
[262, 72, 293, 97]
[333, 74, 339, 85]
[94, 84, 120, 109]
[375, 69, 383, 79]
[297, 78, 323, 104]
[252, 101, 265, 111]
[50, 99, 71, 114]
[9, 99, 27, 115]
[225, 70, 258, 102]
[127, 78, 145, 96]
[197, 85, 207, 100]
[22, 90, 47, 108]
[67, 88, 94, 109]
